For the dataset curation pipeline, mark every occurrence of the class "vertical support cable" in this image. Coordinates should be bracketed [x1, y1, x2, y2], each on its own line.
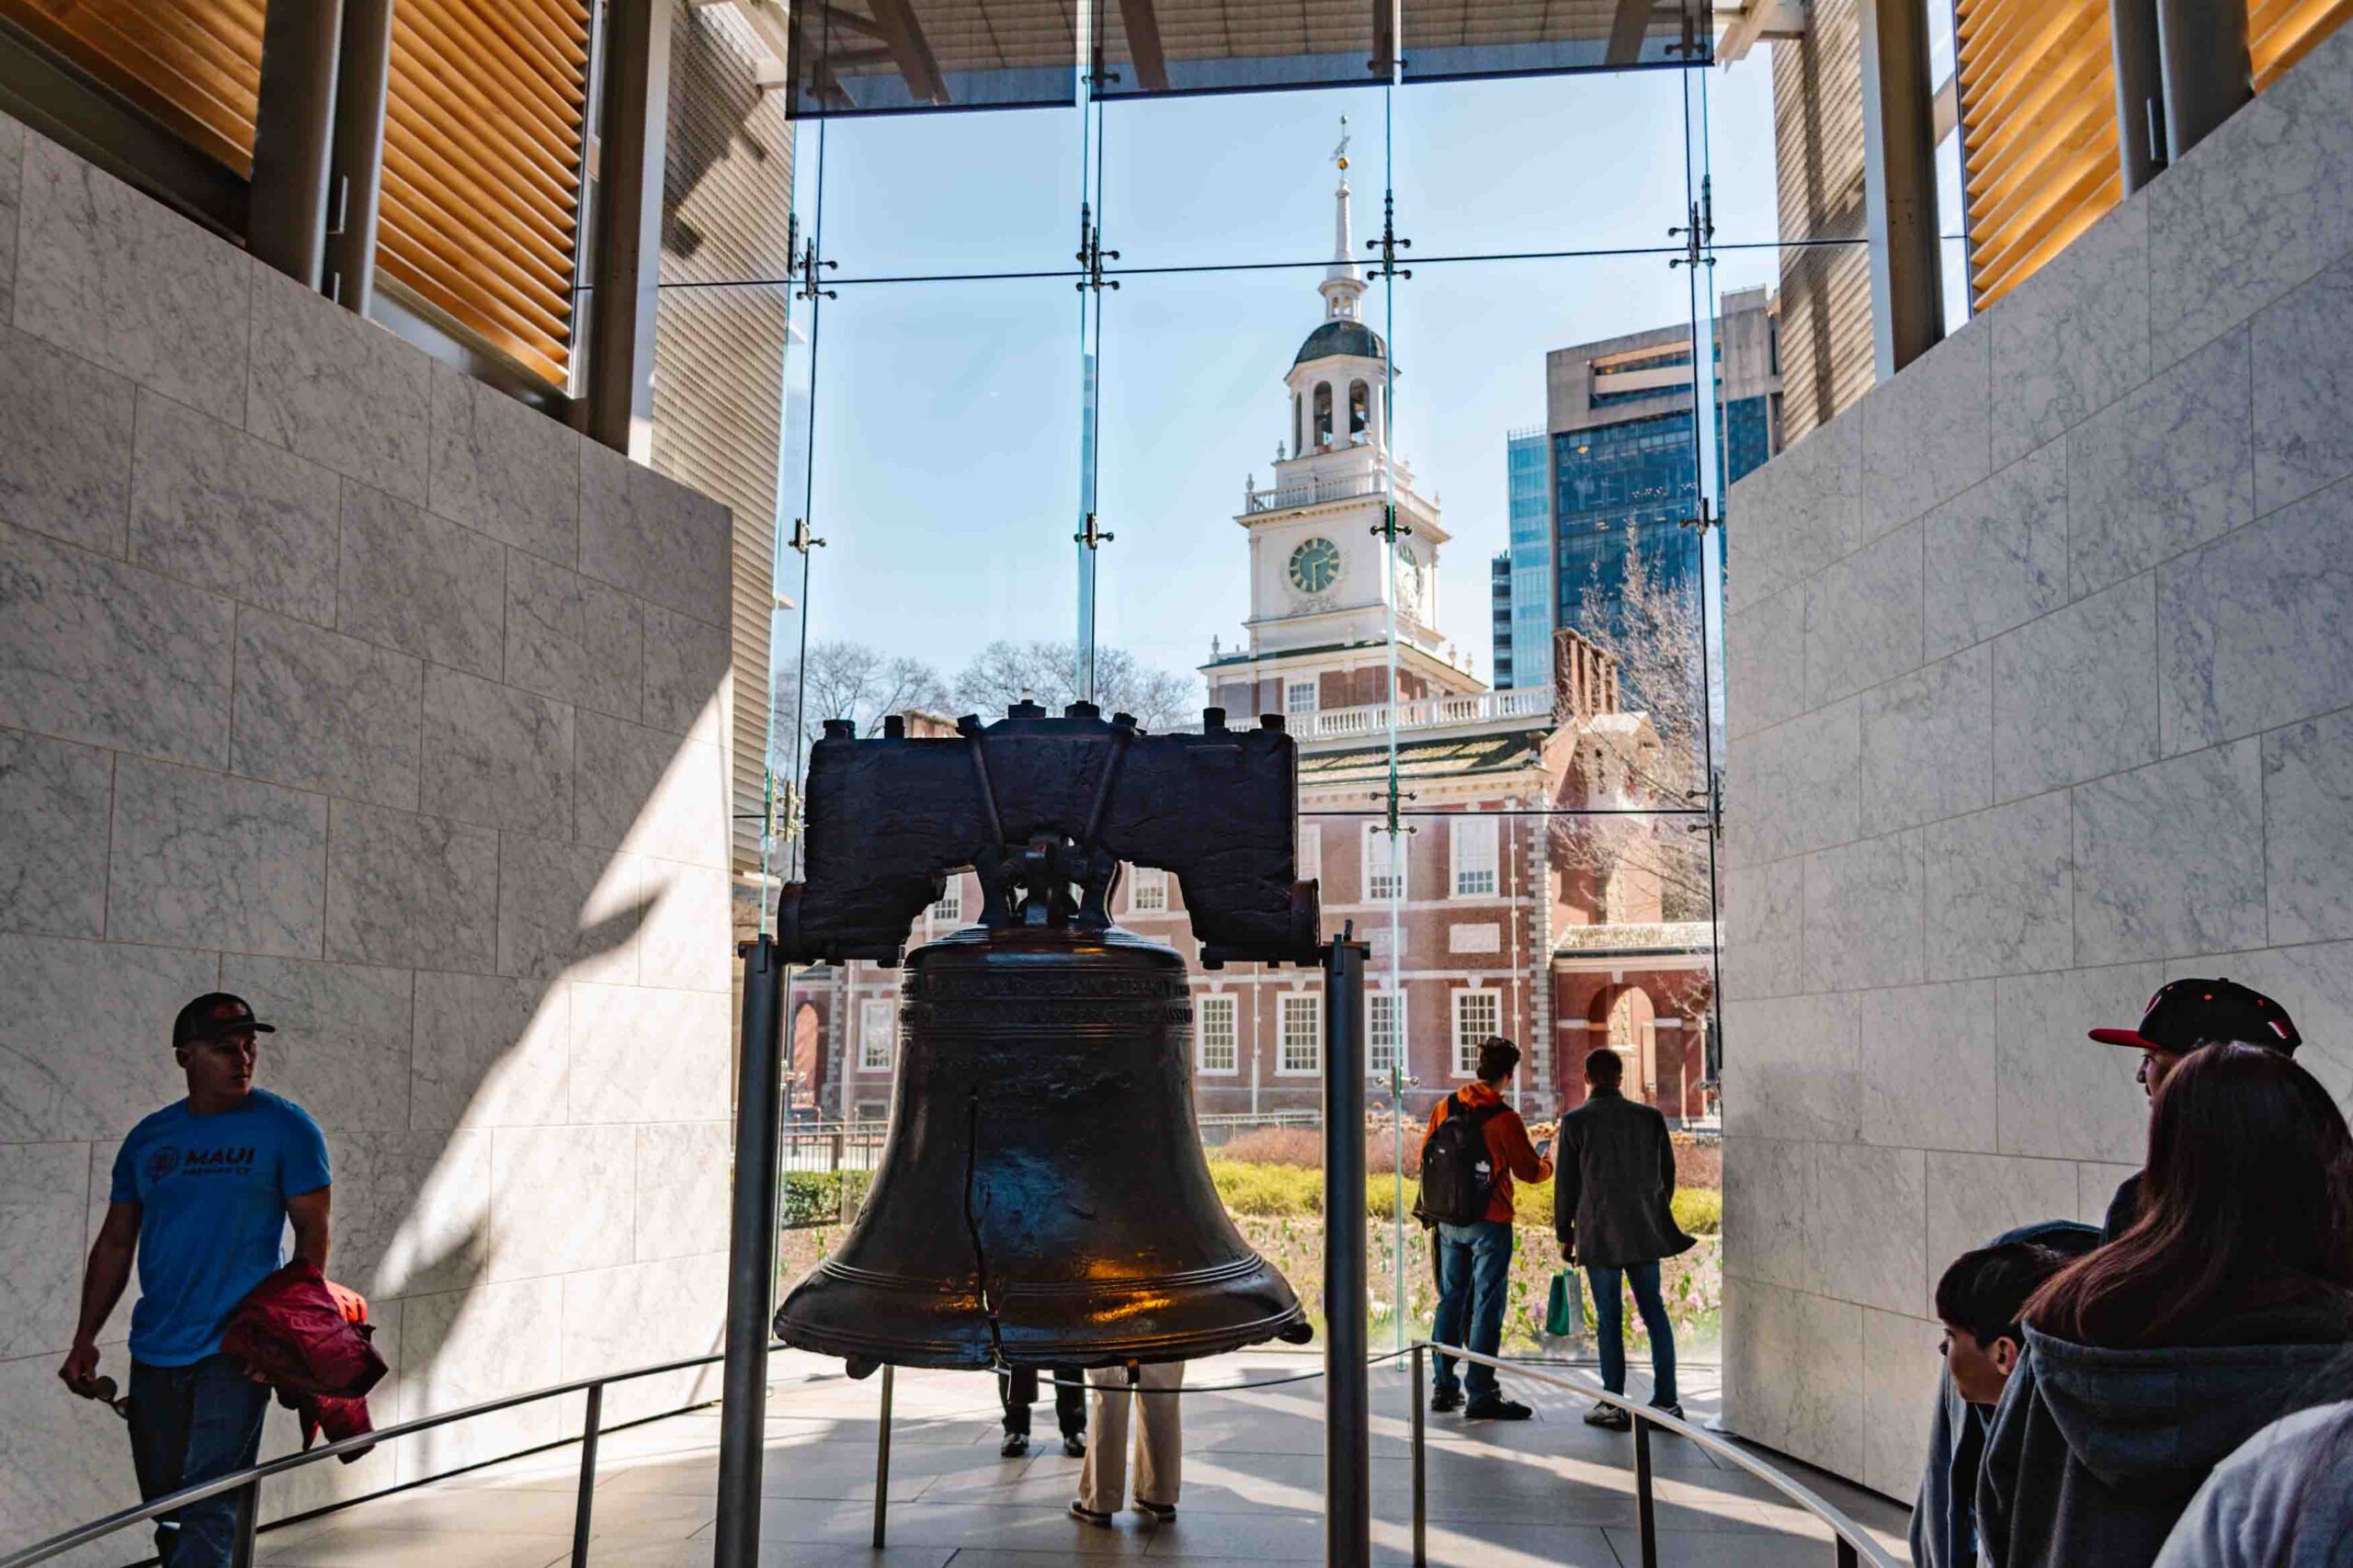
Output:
[1681, 61, 1729, 1117]
[1322, 929, 1370, 1568]
[1376, 28, 1409, 1358]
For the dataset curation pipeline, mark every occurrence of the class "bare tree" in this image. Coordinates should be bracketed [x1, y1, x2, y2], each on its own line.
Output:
[1552, 532, 1715, 920]
[770, 641, 952, 774]
[951, 641, 1197, 731]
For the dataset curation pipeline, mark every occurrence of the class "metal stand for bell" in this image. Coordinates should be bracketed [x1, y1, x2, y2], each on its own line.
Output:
[1323, 929, 1370, 1566]
[714, 936, 787, 1568]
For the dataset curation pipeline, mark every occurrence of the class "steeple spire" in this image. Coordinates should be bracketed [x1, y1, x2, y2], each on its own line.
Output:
[1320, 116, 1366, 322]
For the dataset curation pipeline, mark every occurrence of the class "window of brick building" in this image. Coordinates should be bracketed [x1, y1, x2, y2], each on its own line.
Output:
[1130, 865, 1169, 913]
[859, 998, 895, 1072]
[1451, 815, 1499, 896]
[1362, 823, 1407, 902]
[1369, 990, 1402, 1078]
[1279, 993, 1323, 1074]
[933, 876, 962, 923]
[1452, 990, 1500, 1077]
[1198, 994, 1239, 1074]
[1298, 824, 1321, 888]
[1287, 679, 1319, 716]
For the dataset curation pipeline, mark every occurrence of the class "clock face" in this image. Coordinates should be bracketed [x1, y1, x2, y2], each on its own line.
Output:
[1289, 537, 1341, 595]
[1396, 544, 1421, 616]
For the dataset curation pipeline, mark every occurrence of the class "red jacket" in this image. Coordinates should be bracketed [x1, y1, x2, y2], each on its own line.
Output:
[221, 1260, 386, 1459]
[1421, 1081, 1553, 1225]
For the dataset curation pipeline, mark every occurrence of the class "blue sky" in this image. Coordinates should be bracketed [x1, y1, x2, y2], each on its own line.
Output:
[773, 37, 1963, 697]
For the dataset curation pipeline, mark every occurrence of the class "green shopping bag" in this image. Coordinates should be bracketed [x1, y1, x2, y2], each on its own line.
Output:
[1544, 1269, 1586, 1338]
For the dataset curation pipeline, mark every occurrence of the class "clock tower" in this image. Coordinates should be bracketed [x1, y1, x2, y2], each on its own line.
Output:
[1204, 127, 1479, 724]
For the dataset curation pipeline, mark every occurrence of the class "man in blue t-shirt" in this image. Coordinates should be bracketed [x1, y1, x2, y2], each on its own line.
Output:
[59, 993, 333, 1567]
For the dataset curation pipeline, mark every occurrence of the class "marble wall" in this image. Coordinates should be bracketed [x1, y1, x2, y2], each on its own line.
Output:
[0, 119, 737, 1551]
[1720, 25, 2353, 1497]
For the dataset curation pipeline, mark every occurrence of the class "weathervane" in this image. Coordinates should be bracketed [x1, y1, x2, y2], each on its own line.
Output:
[1332, 115, 1350, 174]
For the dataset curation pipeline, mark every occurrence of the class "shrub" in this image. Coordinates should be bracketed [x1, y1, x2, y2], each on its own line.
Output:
[1673, 1187, 1722, 1234]
[1217, 1127, 1324, 1166]
[1207, 1159, 1323, 1216]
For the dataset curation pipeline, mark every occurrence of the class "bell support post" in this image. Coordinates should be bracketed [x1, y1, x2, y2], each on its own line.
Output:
[715, 934, 786, 1568]
[1323, 927, 1370, 1566]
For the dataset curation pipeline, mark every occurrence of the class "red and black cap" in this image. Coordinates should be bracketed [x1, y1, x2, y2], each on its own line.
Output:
[172, 993, 276, 1047]
[2088, 978, 2300, 1055]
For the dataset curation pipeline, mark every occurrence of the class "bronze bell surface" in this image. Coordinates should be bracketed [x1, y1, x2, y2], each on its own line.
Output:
[773, 920, 1307, 1369]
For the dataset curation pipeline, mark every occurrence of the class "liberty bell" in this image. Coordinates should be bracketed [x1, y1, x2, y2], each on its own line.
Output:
[770, 702, 1323, 1369]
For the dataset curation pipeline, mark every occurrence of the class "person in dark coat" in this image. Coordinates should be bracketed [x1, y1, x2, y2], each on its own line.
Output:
[1976, 1044, 2353, 1568]
[1552, 1048, 1694, 1428]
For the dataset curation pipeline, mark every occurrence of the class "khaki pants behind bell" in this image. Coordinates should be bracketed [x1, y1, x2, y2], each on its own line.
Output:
[1078, 1361, 1183, 1512]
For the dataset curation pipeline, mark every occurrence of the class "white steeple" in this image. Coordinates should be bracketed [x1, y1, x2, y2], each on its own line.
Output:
[1319, 117, 1366, 323]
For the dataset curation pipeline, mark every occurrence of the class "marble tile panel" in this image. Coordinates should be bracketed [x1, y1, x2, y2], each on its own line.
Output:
[1923, 1152, 2081, 1300]
[0, 1348, 149, 1557]
[1721, 858, 1802, 1003]
[496, 835, 645, 986]
[419, 665, 574, 836]
[1922, 441, 2068, 662]
[504, 549, 643, 721]
[0, 932, 215, 1141]
[2158, 477, 2353, 753]
[426, 361, 579, 565]
[1995, 963, 2164, 1162]
[642, 603, 731, 744]
[2265, 711, 2353, 946]
[14, 133, 250, 420]
[0, 1141, 92, 1358]
[1722, 1278, 1862, 1481]
[1722, 1136, 1807, 1293]
[0, 727, 110, 938]
[2160, 941, 2353, 1109]
[0, 520, 233, 768]
[0, 325, 135, 554]
[219, 955, 413, 1133]
[408, 971, 571, 1131]
[1722, 699, 1859, 869]
[2148, 25, 2353, 370]
[638, 859, 732, 994]
[1926, 790, 2075, 982]
[559, 1253, 727, 1426]
[1805, 520, 1924, 710]
[1859, 644, 1991, 836]
[332, 1127, 492, 1300]
[1720, 992, 1859, 1144]
[1862, 1310, 1945, 1502]
[1990, 199, 2151, 467]
[398, 1277, 565, 1481]
[246, 267, 431, 503]
[569, 983, 731, 1124]
[634, 1121, 731, 1263]
[1860, 316, 1991, 536]
[1802, 831, 1926, 992]
[1726, 409, 1863, 613]
[0, 112, 20, 320]
[1805, 1142, 1927, 1316]
[2073, 739, 2265, 963]
[2078, 1161, 2141, 1229]
[324, 800, 497, 973]
[578, 442, 731, 629]
[232, 608, 423, 810]
[2065, 327, 2252, 597]
[1857, 982, 1996, 1153]
[1727, 582, 1805, 743]
[487, 1123, 635, 1281]
[107, 756, 326, 958]
[336, 481, 505, 679]
[2252, 251, 2353, 513]
[1991, 573, 2158, 802]
[574, 710, 729, 870]
[129, 389, 342, 624]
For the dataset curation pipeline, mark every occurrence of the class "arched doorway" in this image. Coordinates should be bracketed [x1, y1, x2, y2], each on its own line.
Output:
[1586, 983, 1657, 1105]
[790, 1002, 821, 1108]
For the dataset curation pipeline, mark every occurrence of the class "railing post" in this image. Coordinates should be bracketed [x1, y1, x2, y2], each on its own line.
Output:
[227, 1480, 258, 1568]
[1409, 1344, 1427, 1568]
[716, 936, 787, 1568]
[1323, 931, 1370, 1567]
[871, 1363, 895, 1549]
[1633, 1411, 1658, 1568]
[1836, 1539, 1861, 1567]
[571, 1382, 603, 1568]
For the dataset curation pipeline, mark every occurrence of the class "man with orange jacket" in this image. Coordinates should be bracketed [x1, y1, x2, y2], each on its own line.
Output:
[1421, 1037, 1552, 1420]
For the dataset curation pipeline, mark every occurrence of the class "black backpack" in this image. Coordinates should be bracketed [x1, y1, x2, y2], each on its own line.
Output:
[1413, 1094, 1506, 1226]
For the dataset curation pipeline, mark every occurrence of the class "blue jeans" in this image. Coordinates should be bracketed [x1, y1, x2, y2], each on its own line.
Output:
[1586, 1262, 1677, 1407]
[128, 1355, 270, 1567]
[1430, 1220, 1514, 1402]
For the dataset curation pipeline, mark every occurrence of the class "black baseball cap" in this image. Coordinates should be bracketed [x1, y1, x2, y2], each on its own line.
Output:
[172, 993, 276, 1047]
[2088, 978, 2300, 1054]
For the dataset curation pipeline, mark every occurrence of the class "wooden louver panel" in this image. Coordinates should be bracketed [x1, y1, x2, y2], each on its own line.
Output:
[1954, 0, 2119, 312]
[381, 0, 592, 390]
[0, 0, 263, 174]
[2250, 0, 2353, 89]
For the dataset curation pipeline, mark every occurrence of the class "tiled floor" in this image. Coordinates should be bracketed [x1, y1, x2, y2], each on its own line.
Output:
[250, 1352, 1914, 1566]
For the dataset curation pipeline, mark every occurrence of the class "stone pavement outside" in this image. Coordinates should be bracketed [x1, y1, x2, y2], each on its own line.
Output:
[248, 1350, 1914, 1566]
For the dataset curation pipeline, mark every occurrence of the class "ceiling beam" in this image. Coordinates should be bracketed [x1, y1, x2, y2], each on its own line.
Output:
[1604, 0, 1652, 66]
[861, 0, 949, 104]
[1117, 0, 1170, 92]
